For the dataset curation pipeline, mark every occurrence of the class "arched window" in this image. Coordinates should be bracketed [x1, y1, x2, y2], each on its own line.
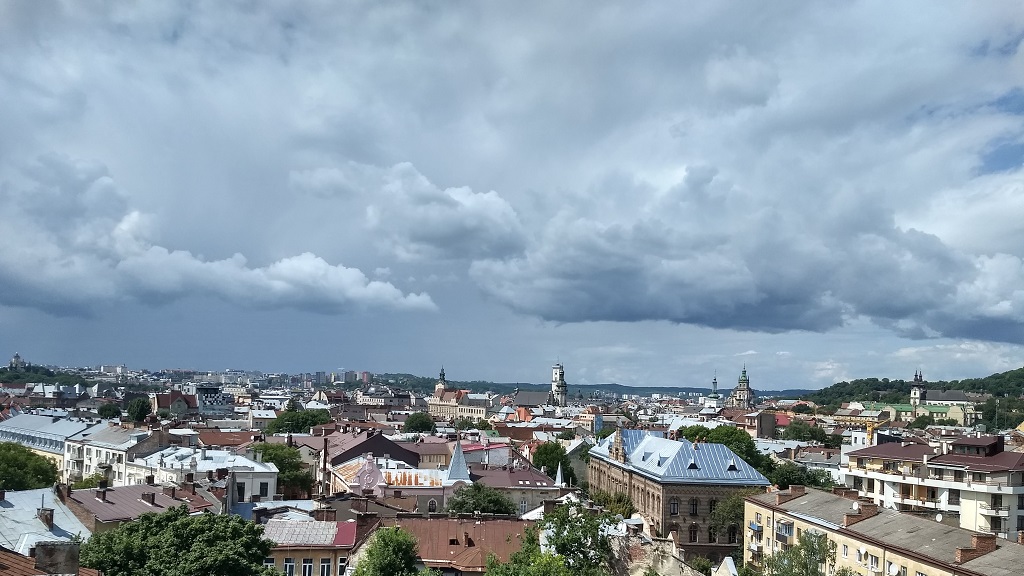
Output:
[670, 498, 679, 516]
[709, 499, 718, 514]
[728, 524, 738, 544]
[709, 526, 718, 543]
[688, 524, 699, 543]
[427, 499, 437, 513]
[689, 497, 699, 516]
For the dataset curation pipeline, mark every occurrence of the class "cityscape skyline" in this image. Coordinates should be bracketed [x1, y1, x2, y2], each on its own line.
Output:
[2, 4, 1024, 389]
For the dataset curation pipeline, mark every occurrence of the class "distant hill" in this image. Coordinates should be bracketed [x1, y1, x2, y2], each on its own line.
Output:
[375, 372, 813, 400]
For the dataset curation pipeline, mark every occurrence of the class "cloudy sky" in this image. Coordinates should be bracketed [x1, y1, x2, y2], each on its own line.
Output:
[2, 2, 1023, 389]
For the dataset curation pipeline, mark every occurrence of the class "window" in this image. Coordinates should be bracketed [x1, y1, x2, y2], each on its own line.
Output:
[689, 498, 699, 516]
[727, 525, 738, 544]
[869, 554, 879, 570]
[708, 527, 717, 543]
[338, 558, 348, 576]
[842, 544, 848, 558]
[264, 558, 275, 569]
[260, 482, 269, 497]
[237, 482, 246, 503]
[709, 499, 717, 514]
[284, 558, 295, 576]
[320, 559, 331, 576]
[867, 478, 875, 493]
[688, 524, 698, 543]
[670, 498, 678, 516]
[302, 558, 313, 576]
[755, 512, 762, 523]
[428, 499, 437, 513]
[520, 499, 528, 516]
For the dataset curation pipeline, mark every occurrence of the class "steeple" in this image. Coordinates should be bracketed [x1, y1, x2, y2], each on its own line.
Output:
[554, 462, 565, 487]
[445, 441, 471, 484]
[434, 367, 447, 397]
[551, 363, 567, 407]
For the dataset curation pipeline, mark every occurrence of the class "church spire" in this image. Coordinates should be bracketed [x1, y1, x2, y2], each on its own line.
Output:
[554, 462, 565, 487]
[445, 441, 471, 484]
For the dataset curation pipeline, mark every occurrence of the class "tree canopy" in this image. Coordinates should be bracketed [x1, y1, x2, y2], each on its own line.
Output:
[485, 525, 573, 576]
[768, 462, 835, 490]
[445, 482, 517, 515]
[761, 531, 858, 576]
[781, 420, 841, 448]
[532, 442, 576, 486]
[252, 443, 312, 497]
[403, 412, 437, 434]
[538, 502, 614, 576]
[72, 473, 104, 490]
[79, 505, 275, 576]
[98, 403, 122, 419]
[126, 397, 152, 422]
[0, 442, 59, 490]
[266, 408, 333, 434]
[588, 489, 636, 518]
[352, 526, 434, 576]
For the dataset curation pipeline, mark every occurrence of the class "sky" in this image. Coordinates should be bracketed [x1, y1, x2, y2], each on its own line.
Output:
[2, 2, 1024, 390]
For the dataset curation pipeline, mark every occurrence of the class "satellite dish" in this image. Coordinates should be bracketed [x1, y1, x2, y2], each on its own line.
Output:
[859, 546, 867, 556]
[851, 501, 860, 511]
[888, 564, 899, 576]
[935, 513, 943, 523]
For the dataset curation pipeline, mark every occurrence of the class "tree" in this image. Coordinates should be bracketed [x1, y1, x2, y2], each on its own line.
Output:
[709, 489, 760, 533]
[556, 430, 576, 440]
[403, 412, 437, 434]
[791, 404, 813, 414]
[589, 489, 636, 518]
[688, 556, 713, 575]
[126, 397, 152, 422]
[252, 443, 313, 497]
[769, 462, 835, 490]
[266, 409, 332, 434]
[679, 425, 774, 475]
[73, 473, 104, 490]
[781, 420, 841, 449]
[445, 482, 517, 515]
[907, 415, 935, 429]
[761, 531, 858, 576]
[532, 442, 576, 486]
[486, 525, 573, 576]
[539, 502, 614, 576]
[80, 505, 275, 576]
[98, 404, 122, 419]
[0, 442, 59, 490]
[353, 526, 420, 576]
[454, 417, 492, 430]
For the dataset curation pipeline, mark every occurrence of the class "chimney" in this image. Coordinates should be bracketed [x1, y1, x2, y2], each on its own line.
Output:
[0, 489, 5, 501]
[95, 489, 107, 502]
[144, 474, 155, 485]
[98, 478, 109, 490]
[1017, 531, 1024, 546]
[206, 470, 214, 481]
[356, 511, 378, 528]
[162, 485, 176, 499]
[37, 507, 54, 530]
[464, 532, 471, 547]
[313, 508, 337, 521]
[216, 468, 228, 480]
[956, 533, 998, 563]
[31, 542, 81, 575]
[775, 485, 806, 505]
[141, 492, 156, 505]
[185, 472, 194, 483]
[843, 500, 879, 527]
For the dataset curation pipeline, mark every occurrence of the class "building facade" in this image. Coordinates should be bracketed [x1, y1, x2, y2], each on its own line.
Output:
[588, 428, 770, 561]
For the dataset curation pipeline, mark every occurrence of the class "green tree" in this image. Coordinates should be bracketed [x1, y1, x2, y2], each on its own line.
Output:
[353, 526, 421, 576]
[445, 482, 517, 515]
[907, 415, 935, 429]
[589, 489, 636, 518]
[0, 442, 59, 490]
[403, 412, 437, 434]
[539, 502, 614, 576]
[781, 420, 841, 449]
[266, 409, 333, 434]
[98, 404, 122, 419]
[454, 417, 492, 430]
[708, 489, 760, 533]
[79, 505, 275, 576]
[688, 556, 713, 575]
[486, 525, 573, 576]
[72, 473, 104, 490]
[532, 442, 577, 486]
[768, 462, 835, 490]
[126, 397, 152, 422]
[791, 404, 813, 414]
[557, 429, 576, 440]
[252, 443, 313, 497]
[679, 425, 774, 475]
[761, 531, 858, 576]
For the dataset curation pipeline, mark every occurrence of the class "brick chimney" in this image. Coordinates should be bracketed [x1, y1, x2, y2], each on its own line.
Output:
[144, 474, 155, 485]
[31, 542, 81, 575]
[843, 500, 879, 527]
[95, 489, 107, 502]
[775, 485, 807, 505]
[185, 472, 194, 483]
[141, 492, 156, 505]
[36, 507, 54, 530]
[313, 508, 337, 521]
[162, 485, 176, 498]
[0, 489, 5, 501]
[1018, 531, 1024, 546]
[98, 478, 109, 490]
[956, 533, 998, 563]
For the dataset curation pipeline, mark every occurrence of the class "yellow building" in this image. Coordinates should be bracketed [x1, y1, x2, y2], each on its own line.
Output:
[744, 486, 1023, 576]
[262, 516, 377, 576]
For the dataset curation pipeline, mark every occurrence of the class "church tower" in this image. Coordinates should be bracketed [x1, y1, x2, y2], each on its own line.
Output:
[727, 366, 755, 409]
[910, 370, 926, 408]
[551, 364, 567, 407]
[434, 367, 447, 397]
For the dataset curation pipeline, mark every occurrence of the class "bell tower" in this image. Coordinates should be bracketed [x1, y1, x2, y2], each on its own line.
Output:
[551, 364, 567, 407]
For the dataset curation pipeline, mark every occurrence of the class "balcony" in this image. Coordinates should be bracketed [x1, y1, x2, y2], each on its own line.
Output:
[775, 532, 791, 545]
[749, 521, 762, 532]
[979, 503, 1010, 517]
[748, 541, 762, 553]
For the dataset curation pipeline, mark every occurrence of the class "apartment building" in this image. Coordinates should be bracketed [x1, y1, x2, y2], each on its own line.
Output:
[744, 486, 1022, 576]
[0, 414, 105, 469]
[844, 434, 1024, 537]
[63, 424, 166, 485]
[588, 428, 770, 561]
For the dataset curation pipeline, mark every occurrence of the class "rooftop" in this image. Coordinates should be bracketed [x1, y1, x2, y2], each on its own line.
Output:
[0, 488, 92, 555]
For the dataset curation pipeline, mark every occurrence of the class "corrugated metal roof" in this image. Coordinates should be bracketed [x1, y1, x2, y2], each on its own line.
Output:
[0, 488, 92, 554]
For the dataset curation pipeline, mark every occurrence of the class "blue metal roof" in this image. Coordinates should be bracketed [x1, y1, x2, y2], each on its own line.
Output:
[591, 429, 769, 486]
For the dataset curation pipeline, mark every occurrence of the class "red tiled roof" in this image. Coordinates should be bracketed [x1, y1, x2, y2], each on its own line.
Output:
[197, 430, 258, 447]
[380, 518, 534, 572]
[334, 521, 357, 546]
[847, 443, 935, 461]
[69, 484, 207, 523]
[0, 547, 101, 576]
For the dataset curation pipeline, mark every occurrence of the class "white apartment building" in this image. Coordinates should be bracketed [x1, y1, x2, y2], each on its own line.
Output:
[64, 424, 166, 486]
[127, 446, 279, 502]
[845, 433, 1024, 538]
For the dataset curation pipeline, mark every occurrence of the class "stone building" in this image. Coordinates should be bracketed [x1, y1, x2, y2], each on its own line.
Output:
[588, 428, 769, 562]
[724, 367, 755, 410]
